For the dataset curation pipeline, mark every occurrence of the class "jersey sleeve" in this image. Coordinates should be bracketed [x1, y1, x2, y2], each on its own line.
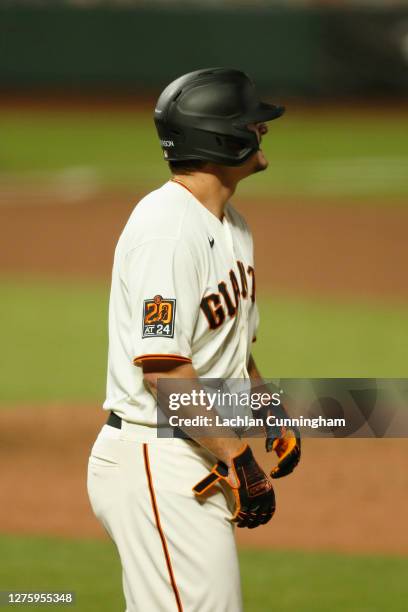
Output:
[124, 238, 201, 367]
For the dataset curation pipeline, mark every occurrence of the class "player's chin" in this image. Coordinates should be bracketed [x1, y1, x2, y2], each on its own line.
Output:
[251, 150, 269, 174]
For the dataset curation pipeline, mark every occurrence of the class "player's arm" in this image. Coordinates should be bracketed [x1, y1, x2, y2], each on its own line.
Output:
[143, 360, 244, 464]
[247, 354, 301, 479]
[143, 360, 275, 529]
[247, 353, 262, 381]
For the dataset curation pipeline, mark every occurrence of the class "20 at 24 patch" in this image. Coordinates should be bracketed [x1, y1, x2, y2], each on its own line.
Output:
[142, 295, 176, 338]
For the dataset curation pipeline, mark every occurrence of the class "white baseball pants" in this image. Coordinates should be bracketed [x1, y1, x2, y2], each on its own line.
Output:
[87, 422, 243, 612]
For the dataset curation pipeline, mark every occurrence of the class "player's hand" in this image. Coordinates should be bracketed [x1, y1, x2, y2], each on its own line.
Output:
[266, 422, 301, 479]
[193, 445, 275, 529]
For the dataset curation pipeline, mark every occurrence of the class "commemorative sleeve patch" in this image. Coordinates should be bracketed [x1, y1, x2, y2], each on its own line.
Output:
[142, 295, 176, 338]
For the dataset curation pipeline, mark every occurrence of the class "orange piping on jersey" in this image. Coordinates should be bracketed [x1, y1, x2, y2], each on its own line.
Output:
[133, 354, 192, 366]
[170, 177, 195, 196]
[143, 444, 184, 612]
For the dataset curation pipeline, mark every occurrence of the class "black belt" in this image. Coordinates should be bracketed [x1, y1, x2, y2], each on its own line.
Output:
[107, 411, 122, 429]
[106, 411, 192, 441]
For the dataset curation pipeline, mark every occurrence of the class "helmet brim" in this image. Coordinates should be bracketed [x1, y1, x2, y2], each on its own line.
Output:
[234, 102, 285, 127]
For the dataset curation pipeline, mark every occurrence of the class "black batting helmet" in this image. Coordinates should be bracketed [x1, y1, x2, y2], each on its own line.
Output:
[154, 67, 285, 167]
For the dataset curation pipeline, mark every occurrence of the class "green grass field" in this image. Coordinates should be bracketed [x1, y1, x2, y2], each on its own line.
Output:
[2, 109, 408, 199]
[1, 535, 408, 612]
[1, 279, 407, 404]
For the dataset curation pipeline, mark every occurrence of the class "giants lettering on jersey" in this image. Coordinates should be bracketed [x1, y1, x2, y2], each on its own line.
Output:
[200, 261, 255, 330]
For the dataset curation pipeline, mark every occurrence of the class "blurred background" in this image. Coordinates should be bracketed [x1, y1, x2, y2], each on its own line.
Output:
[1, 1, 408, 610]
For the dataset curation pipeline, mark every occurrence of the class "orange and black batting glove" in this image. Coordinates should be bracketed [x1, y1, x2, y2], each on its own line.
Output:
[265, 405, 301, 479]
[193, 445, 275, 529]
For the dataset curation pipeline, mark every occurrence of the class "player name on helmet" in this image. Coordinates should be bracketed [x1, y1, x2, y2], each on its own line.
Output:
[160, 139, 175, 147]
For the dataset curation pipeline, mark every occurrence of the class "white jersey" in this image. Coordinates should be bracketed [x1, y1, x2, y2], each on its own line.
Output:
[103, 179, 259, 425]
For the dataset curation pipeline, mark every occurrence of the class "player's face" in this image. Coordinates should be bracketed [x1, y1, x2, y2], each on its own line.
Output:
[244, 122, 269, 175]
[211, 122, 269, 187]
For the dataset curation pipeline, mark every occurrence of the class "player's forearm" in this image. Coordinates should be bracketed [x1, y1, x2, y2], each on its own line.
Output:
[247, 353, 271, 411]
[247, 353, 263, 382]
[194, 436, 245, 467]
[247, 354, 281, 421]
[143, 363, 245, 466]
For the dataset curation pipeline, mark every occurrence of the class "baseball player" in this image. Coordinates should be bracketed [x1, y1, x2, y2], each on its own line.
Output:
[87, 68, 301, 612]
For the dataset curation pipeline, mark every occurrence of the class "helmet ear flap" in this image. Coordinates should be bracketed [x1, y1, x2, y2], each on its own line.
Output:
[213, 133, 257, 157]
[223, 134, 256, 154]
[169, 127, 186, 144]
[163, 128, 258, 166]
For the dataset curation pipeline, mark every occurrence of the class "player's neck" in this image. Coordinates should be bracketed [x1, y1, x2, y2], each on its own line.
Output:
[171, 172, 237, 221]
